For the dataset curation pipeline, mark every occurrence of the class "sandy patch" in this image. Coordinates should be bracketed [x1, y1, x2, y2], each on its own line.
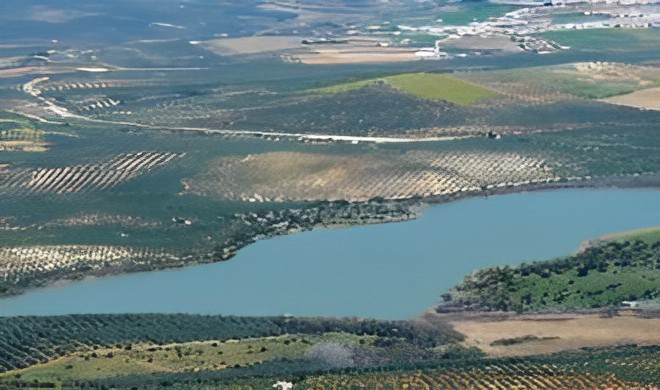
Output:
[601, 87, 660, 111]
[441, 311, 660, 357]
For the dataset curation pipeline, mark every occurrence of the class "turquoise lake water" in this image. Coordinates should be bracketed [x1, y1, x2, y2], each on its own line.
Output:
[1, 188, 659, 319]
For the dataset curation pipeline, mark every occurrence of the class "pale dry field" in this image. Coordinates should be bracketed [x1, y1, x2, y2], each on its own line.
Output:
[257, 1, 373, 25]
[439, 35, 522, 53]
[293, 47, 419, 65]
[200, 34, 422, 64]
[602, 87, 660, 111]
[440, 311, 660, 357]
[200, 36, 302, 55]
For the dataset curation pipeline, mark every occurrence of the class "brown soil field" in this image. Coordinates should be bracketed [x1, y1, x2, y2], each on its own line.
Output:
[602, 87, 660, 111]
[436, 310, 660, 357]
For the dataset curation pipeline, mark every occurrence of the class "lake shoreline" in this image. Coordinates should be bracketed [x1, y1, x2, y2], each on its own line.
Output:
[1, 185, 659, 318]
[1, 174, 659, 301]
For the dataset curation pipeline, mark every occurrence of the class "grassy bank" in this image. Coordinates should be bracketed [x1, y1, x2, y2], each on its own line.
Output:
[441, 238, 660, 312]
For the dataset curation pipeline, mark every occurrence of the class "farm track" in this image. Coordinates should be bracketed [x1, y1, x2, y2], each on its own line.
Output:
[16, 76, 475, 143]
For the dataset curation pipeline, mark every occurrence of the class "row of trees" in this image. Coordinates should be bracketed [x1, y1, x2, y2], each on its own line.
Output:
[0, 314, 462, 373]
[24, 345, 655, 389]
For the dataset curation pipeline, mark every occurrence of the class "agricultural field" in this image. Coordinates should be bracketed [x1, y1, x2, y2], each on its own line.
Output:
[1, 333, 370, 384]
[0, 100, 658, 294]
[299, 346, 660, 390]
[447, 311, 660, 357]
[0, 151, 183, 195]
[457, 62, 660, 101]
[184, 150, 555, 202]
[538, 28, 660, 54]
[0, 118, 49, 152]
[0, 313, 466, 388]
[311, 73, 497, 105]
[1, 313, 658, 389]
[603, 87, 660, 111]
[0, 0, 659, 387]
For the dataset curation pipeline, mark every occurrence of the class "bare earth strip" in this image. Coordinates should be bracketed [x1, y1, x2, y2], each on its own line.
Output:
[601, 87, 660, 111]
[438, 311, 660, 357]
[294, 48, 419, 65]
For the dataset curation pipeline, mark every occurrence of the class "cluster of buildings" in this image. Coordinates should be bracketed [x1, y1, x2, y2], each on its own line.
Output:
[392, 0, 658, 60]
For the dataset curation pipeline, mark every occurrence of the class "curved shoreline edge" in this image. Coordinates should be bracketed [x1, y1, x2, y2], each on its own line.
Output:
[1, 174, 659, 300]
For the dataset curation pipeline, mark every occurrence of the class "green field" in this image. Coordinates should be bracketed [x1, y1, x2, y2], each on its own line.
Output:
[459, 62, 660, 99]
[539, 28, 660, 52]
[443, 239, 660, 312]
[603, 227, 660, 245]
[1, 333, 370, 386]
[311, 73, 497, 105]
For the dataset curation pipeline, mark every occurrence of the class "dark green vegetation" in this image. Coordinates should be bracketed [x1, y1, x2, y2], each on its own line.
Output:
[0, 1, 659, 388]
[0, 313, 472, 388]
[2, 338, 657, 389]
[297, 346, 660, 390]
[0, 0, 658, 297]
[1, 98, 659, 295]
[441, 239, 660, 313]
[1, 315, 657, 389]
[539, 28, 660, 53]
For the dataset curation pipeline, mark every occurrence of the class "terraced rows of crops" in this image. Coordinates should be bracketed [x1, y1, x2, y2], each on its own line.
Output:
[302, 348, 660, 389]
[36, 79, 156, 94]
[303, 371, 642, 389]
[0, 314, 456, 373]
[185, 151, 562, 202]
[0, 151, 182, 194]
[0, 245, 180, 288]
[0, 118, 48, 152]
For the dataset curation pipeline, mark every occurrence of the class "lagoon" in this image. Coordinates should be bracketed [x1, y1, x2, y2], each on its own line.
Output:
[1, 188, 659, 319]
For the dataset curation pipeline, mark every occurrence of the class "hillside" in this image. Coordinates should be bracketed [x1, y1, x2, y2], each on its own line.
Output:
[440, 238, 660, 313]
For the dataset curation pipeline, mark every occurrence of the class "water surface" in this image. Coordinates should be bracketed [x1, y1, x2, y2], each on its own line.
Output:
[1, 188, 658, 319]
